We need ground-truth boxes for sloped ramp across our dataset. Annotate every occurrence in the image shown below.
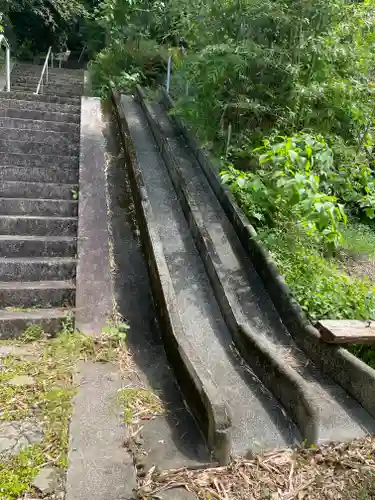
[113,90,375,463]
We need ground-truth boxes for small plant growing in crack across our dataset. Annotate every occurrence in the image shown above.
[101,319,129,345]
[71,187,79,200]
[117,387,165,427]
[20,324,45,343]
[60,312,75,335]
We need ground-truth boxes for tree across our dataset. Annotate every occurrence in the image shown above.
[1,0,87,27]
[1,0,89,57]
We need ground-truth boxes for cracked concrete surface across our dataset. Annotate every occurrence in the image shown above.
[0,420,43,456]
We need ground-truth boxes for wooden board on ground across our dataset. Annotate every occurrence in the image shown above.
[315,320,375,344]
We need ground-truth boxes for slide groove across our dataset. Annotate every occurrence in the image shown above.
[112,90,232,464]
[158,87,375,422]
[136,85,375,444]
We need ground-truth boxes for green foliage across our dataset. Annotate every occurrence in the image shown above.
[101,319,129,345]
[89,39,167,95]
[221,133,347,248]
[260,228,375,322]
[169,0,375,181]
[87,0,172,93]
[2,0,87,26]
[0,446,44,500]
[1,0,92,65]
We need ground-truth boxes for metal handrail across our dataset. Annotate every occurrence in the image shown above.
[0,34,11,92]
[35,46,53,95]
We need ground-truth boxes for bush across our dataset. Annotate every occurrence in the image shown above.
[221,133,347,248]
[89,39,167,96]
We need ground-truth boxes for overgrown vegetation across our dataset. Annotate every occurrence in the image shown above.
[0,0,93,61]
[0,330,89,499]
[0,317,129,500]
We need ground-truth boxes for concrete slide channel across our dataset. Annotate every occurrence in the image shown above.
[112,89,375,465]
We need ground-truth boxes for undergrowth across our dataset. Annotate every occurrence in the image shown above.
[0,317,129,500]
[259,227,375,323]
[89,39,168,97]
[0,331,89,500]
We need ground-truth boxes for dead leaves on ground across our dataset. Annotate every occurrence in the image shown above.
[137,437,375,499]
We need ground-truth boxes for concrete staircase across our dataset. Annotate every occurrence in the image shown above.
[0,63,83,337]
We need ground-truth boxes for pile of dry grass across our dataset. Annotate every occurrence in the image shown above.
[137,437,375,499]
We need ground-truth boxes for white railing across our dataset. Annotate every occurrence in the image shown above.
[35,46,53,95]
[78,44,87,63]
[0,34,11,92]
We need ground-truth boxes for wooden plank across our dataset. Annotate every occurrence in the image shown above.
[315,320,375,344]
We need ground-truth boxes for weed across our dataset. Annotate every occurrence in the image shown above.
[0,329,92,499]
[60,313,75,336]
[101,319,129,345]
[117,387,164,425]
[71,187,79,200]
[0,446,44,500]
[0,314,130,498]
[5,306,40,312]
[20,324,45,343]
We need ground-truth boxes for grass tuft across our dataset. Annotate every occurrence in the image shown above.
[118,387,164,425]
[259,227,375,324]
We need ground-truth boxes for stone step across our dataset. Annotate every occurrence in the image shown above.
[0,235,76,257]
[0,138,78,156]
[0,198,78,217]
[11,90,83,99]
[11,77,83,86]
[0,152,78,169]
[8,87,37,95]
[0,215,77,236]
[12,77,83,87]
[0,127,79,145]
[0,308,70,339]
[0,165,78,184]
[0,107,80,124]
[0,98,80,115]
[0,116,80,133]
[12,67,84,78]
[0,181,77,200]
[0,257,76,282]
[0,91,81,105]
[10,86,83,97]
[12,71,83,79]
[0,280,75,308]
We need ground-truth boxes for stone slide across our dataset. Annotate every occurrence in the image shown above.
[114,90,375,463]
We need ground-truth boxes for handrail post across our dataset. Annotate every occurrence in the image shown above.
[0,35,11,92]
[166,55,172,93]
[35,46,52,94]
[6,45,10,92]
